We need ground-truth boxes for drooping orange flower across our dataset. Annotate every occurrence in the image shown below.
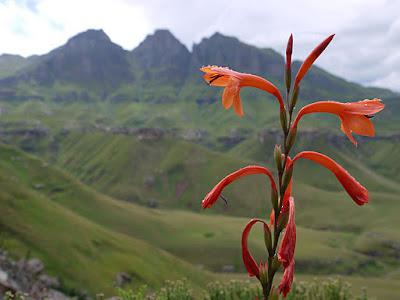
[279,260,295,298]
[292,99,384,145]
[294,34,335,88]
[241,219,270,278]
[278,197,296,268]
[293,151,368,205]
[200,66,285,116]
[201,165,277,209]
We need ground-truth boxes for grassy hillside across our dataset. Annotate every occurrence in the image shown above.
[1,142,400,299]
[0,143,213,295]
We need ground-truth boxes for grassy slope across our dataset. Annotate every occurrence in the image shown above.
[4,132,400,270]
[0,86,398,137]
[0,147,396,298]
[1,142,400,298]
[0,144,212,295]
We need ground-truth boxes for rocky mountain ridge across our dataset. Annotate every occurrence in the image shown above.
[0,29,395,101]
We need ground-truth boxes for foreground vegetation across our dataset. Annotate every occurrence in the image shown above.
[110,278,368,300]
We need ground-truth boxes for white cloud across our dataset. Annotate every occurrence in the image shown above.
[0,0,399,91]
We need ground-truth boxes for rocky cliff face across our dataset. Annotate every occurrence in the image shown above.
[0,29,134,89]
[190,32,284,81]
[131,29,191,85]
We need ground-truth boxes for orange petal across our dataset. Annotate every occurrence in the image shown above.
[342,114,375,137]
[233,92,244,117]
[201,65,285,111]
[242,219,269,278]
[340,116,358,146]
[279,260,295,297]
[294,34,335,87]
[278,197,296,268]
[293,151,368,205]
[203,73,229,86]
[201,165,277,209]
[343,98,384,115]
[222,86,235,109]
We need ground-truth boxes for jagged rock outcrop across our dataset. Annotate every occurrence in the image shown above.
[0,251,69,300]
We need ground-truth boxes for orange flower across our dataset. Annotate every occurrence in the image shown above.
[200,65,284,116]
[294,34,335,88]
[292,99,384,145]
[279,260,295,298]
[293,151,368,205]
[278,197,296,268]
[241,219,270,279]
[201,165,277,209]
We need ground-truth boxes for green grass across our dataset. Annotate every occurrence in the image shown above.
[0,144,213,296]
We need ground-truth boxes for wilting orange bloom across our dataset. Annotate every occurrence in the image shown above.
[292,99,384,145]
[278,197,296,268]
[279,260,295,298]
[241,219,270,278]
[294,34,335,88]
[293,151,368,205]
[200,65,285,116]
[202,165,277,209]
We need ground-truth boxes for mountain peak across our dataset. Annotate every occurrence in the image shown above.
[132,29,190,83]
[19,28,133,88]
[134,29,188,52]
[67,29,111,44]
[152,29,177,40]
[207,32,239,43]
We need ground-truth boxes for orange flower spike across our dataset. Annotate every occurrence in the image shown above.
[201,165,277,209]
[294,34,334,89]
[293,151,368,205]
[200,66,285,116]
[292,99,384,145]
[241,219,270,279]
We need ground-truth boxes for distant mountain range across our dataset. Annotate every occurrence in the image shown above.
[0,29,396,102]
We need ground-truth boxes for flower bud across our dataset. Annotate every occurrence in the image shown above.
[280,109,288,134]
[264,223,273,256]
[271,255,282,275]
[285,127,297,152]
[271,187,279,213]
[285,34,293,93]
[259,263,268,287]
[289,87,299,114]
[278,211,289,232]
[274,145,283,174]
[281,163,293,194]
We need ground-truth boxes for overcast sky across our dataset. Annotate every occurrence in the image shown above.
[0,0,399,91]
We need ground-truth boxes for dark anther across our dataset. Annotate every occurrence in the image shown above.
[220,194,229,206]
[209,74,223,85]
